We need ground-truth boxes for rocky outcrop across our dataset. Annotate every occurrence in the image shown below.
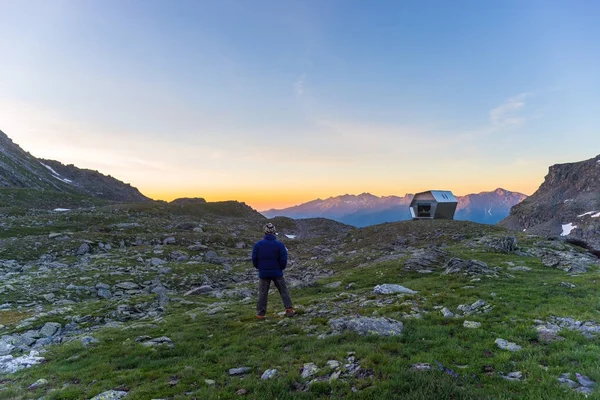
[500,155,600,254]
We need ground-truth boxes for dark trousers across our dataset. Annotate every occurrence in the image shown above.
[257,276,293,316]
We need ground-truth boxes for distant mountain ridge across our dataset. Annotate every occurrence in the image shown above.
[500,154,600,253]
[0,129,151,203]
[262,189,527,227]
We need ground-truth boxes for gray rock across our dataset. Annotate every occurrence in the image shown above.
[329,317,403,336]
[89,390,128,400]
[163,237,176,245]
[28,378,48,389]
[441,307,454,318]
[326,360,340,369]
[188,244,208,251]
[229,367,251,376]
[0,341,15,356]
[96,283,110,290]
[115,282,139,290]
[484,236,517,253]
[150,258,166,266]
[373,284,417,295]
[576,373,596,388]
[507,266,532,272]
[169,251,189,262]
[301,363,319,379]
[559,282,576,289]
[0,350,45,374]
[325,281,342,289]
[404,248,449,272]
[141,337,174,348]
[81,336,99,347]
[39,322,61,338]
[185,285,214,296]
[495,338,522,351]
[204,379,216,386]
[444,258,498,276]
[97,288,112,299]
[501,371,523,381]
[463,321,481,329]
[411,363,433,371]
[261,369,278,380]
[76,243,90,256]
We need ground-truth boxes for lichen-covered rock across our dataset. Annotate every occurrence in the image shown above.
[443,258,499,276]
[373,284,417,295]
[89,390,128,400]
[329,317,403,337]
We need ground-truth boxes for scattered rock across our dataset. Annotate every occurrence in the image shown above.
[261,369,278,380]
[325,281,342,289]
[326,360,340,369]
[39,322,61,337]
[236,389,248,396]
[141,337,174,348]
[463,321,481,329]
[482,236,518,253]
[500,371,523,381]
[495,338,522,352]
[76,243,91,256]
[444,258,499,276]
[204,379,216,386]
[163,237,176,245]
[28,378,48,389]
[559,282,576,289]
[229,367,251,376]
[329,317,403,336]
[301,363,319,379]
[507,266,531,272]
[404,248,449,272]
[0,351,45,374]
[373,284,417,295]
[411,363,433,371]
[89,390,128,400]
[115,282,139,290]
[440,307,454,318]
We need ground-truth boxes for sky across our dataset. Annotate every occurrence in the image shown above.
[1,0,599,210]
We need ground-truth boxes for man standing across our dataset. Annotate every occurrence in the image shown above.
[252,223,295,320]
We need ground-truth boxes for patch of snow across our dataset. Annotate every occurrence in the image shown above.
[40,162,73,184]
[53,208,71,212]
[285,234,297,239]
[561,223,577,236]
[577,211,597,218]
[564,199,573,203]
[592,212,600,218]
[522,229,526,232]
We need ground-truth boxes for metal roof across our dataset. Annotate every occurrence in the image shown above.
[410,190,457,205]
[430,190,457,203]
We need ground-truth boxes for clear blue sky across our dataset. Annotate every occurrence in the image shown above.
[1,0,599,208]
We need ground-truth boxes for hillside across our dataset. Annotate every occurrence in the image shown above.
[0,199,598,399]
[500,155,600,253]
[263,189,527,227]
[0,129,151,204]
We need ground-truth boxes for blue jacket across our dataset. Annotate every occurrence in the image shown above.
[252,234,288,278]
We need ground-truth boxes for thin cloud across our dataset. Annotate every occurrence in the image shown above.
[489,92,532,126]
[294,74,306,96]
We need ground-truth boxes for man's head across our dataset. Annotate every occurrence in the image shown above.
[264,223,277,235]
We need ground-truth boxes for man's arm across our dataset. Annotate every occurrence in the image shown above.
[279,243,288,270]
[252,243,259,269]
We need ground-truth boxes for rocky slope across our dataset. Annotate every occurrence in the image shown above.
[0,129,151,203]
[263,189,527,227]
[500,155,600,253]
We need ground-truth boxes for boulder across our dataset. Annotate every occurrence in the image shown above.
[329,317,403,337]
[443,258,498,276]
[373,284,417,295]
[39,322,61,337]
[89,390,129,400]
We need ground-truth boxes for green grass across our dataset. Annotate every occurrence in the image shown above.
[1,211,599,399]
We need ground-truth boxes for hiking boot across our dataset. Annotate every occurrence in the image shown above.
[285,308,296,317]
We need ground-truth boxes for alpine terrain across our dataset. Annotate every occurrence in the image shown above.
[0,135,598,399]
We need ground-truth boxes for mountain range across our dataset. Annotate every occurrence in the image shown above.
[262,188,528,227]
